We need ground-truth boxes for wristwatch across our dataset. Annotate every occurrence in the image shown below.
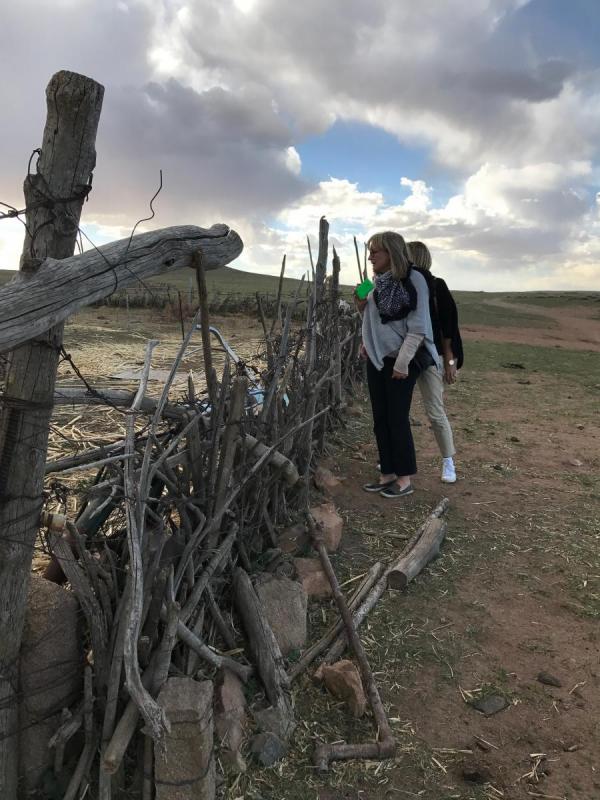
[447,359,455,366]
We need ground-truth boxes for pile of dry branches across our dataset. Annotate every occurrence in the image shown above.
[38,222,363,797]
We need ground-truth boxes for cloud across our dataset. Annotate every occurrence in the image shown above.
[249,162,598,290]
[91,78,311,226]
[0,0,598,290]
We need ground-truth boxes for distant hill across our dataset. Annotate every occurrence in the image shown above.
[0,265,332,295]
[1,265,598,318]
[150,265,322,296]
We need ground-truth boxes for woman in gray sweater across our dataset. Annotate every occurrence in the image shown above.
[357,231,439,498]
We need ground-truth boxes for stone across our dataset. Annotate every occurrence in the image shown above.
[314,660,367,717]
[314,466,342,492]
[250,731,287,766]
[568,458,583,467]
[255,574,307,655]
[254,706,296,742]
[471,694,508,717]
[155,678,215,800]
[214,669,247,773]
[537,671,562,688]
[462,764,491,784]
[293,558,332,597]
[309,501,343,552]
[278,522,308,555]
[19,575,82,792]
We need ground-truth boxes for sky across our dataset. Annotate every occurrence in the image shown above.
[1,0,599,291]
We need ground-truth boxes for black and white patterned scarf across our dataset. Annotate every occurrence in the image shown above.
[373,266,417,324]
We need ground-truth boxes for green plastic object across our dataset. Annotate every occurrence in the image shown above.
[355,278,374,299]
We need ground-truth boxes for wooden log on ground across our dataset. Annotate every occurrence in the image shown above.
[387,517,447,590]
[322,498,450,664]
[0,224,243,353]
[288,561,384,683]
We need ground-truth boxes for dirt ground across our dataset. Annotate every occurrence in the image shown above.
[43,300,600,799]
[232,300,600,800]
[462,299,600,351]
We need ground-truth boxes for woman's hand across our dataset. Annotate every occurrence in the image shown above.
[392,370,408,380]
[353,291,368,313]
[443,359,457,384]
[359,342,367,360]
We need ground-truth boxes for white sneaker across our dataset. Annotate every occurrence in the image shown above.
[441,457,456,483]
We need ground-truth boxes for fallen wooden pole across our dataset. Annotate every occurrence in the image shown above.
[322,498,450,665]
[387,517,447,590]
[288,561,384,683]
[308,516,395,771]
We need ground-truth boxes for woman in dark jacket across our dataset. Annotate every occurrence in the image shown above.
[408,241,463,484]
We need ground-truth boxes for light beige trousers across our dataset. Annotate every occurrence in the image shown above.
[417,365,456,458]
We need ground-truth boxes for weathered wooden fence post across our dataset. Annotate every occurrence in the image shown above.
[314,215,329,305]
[0,70,103,798]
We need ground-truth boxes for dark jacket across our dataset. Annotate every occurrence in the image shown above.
[414,269,464,369]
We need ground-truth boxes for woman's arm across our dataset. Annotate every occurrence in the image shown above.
[440,336,457,383]
[435,278,458,383]
[392,272,427,378]
[392,333,423,378]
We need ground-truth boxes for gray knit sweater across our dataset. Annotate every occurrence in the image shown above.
[361,269,440,370]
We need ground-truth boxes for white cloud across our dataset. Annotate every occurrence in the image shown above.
[278,178,383,232]
[246,162,599,290]
[284,146,302,176]
[0,0,599,289]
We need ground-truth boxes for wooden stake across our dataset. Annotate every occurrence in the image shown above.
[308,517,395,770]
[0,71,103,799]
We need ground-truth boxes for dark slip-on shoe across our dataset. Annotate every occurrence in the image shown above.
[362,479,396,493]
[380,483,414,499]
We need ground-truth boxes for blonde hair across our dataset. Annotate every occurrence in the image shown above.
[408,241,432,272]
[367,231,412,281]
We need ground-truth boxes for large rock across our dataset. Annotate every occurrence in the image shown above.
[19,575,82,792]
[310,501,343,552]
[278,522,308,555]
[293,558,332,598]
[314,660,367,717]
[155,678,215,800]
[214,669,247,774]
[314,466,343,493]
[255,574,307,656]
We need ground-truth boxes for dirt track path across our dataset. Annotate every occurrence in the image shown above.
[464,299,600,351]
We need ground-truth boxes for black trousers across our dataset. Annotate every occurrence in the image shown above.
[366,356,419,477]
